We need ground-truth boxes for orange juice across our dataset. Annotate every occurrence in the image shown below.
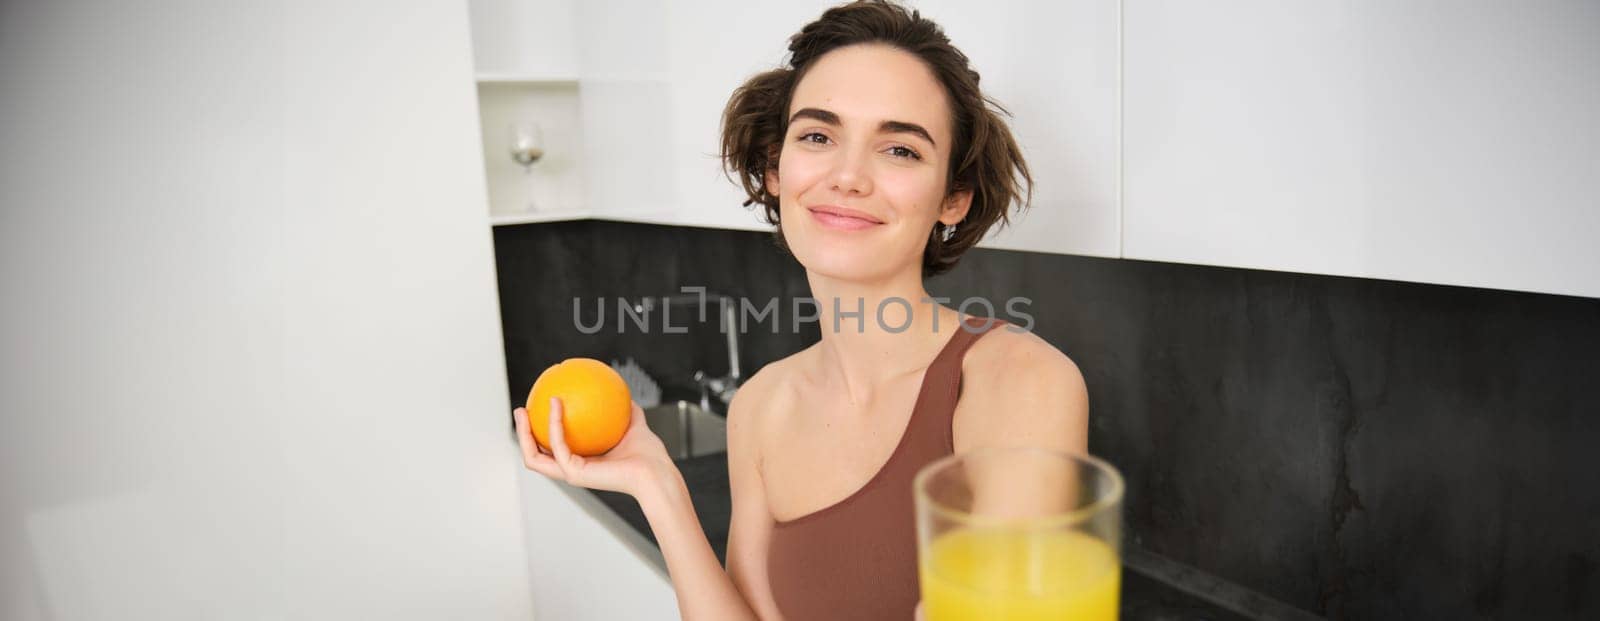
[920,528,1119,621]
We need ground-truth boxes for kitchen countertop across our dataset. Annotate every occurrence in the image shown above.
[567,452,1320,620]
[588,452,732,563]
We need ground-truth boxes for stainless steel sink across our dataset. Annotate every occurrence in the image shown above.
[643,400,727,460]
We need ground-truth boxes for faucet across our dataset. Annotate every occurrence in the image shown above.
[694,296,742,412]
[632,293,743,415]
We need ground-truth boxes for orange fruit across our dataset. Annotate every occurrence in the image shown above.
[526,358,632,456]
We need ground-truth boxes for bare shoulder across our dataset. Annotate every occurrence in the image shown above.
[955,325,1090,452]
[964,324,1083,385]
[725,349,808,448]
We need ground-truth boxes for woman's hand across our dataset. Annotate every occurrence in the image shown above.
[519,397,761,621]
[513,397,675,498]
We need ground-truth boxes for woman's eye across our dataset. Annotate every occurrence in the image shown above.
[888,146,922,160]
[795,133,920,161]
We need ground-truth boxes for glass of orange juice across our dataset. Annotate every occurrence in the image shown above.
[915,448,1124,621]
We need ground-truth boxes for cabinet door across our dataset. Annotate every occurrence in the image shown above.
[469,0,579,78]
[1123,0,1600,298]
[575,0,811,225]
[574,0,677,219]
[916,0,1122,258]
[657,1,837,231]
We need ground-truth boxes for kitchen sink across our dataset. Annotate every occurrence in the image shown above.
[643,400,727,460]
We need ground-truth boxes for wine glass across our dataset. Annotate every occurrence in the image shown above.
[508,122,545,211]
[508,122,545,173]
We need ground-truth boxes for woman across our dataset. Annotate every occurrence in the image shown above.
[513,2,1089,619]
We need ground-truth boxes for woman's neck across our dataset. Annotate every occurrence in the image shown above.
[803,268,964,405]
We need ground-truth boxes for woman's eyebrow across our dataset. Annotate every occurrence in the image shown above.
[789,107,938,148]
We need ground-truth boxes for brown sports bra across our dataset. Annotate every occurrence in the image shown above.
[765,316,1006,620]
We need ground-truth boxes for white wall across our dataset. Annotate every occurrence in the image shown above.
[1123,0,1600,298]
[1,1,536,618]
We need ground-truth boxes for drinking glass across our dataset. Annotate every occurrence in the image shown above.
[508,122,545,211]
[915,447,1124,621]
[508,122,545,173]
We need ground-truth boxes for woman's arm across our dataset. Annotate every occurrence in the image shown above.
[950,330,1091,519]
[636,375,784,620]
[723,375,785,620]
[952,329,1090,454]
[514,399,760,621]
[634,461,762,621]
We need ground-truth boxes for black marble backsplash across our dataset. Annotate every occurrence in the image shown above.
[492,219,1600,619]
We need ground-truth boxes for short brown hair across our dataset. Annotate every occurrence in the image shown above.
[720,0,1033,278]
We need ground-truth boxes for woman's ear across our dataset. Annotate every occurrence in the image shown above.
[763,144,781,196]
[938,188,973,226]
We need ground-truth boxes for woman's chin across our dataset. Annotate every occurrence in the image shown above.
[784,225,915,283]
[795,248,899,283]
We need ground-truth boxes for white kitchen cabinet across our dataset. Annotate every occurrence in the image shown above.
[655,1,827,232]
[570,0,1123,256]
[469,0,579,80]
[1122,0,1600,298]
[517,477,679,620]
[570,1,675,222]
[911,0,1122,258]
[572,0,829,229]
[481,1,1598,297]
[469,0,587,222]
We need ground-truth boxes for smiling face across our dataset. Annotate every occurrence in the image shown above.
[766,44,972,284]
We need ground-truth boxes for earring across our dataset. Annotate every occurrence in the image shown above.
[942,222,958,242]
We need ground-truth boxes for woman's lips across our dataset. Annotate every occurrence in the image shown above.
[807,206,883,231]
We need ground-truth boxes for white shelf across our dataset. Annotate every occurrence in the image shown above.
[575,72,670,83]
[488,209,721,228]
[475,73,579,85]
[490,209,591,226]
[593,210,701,227]
[475,72,674,85]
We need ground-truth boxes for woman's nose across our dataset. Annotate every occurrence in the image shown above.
[828,148,873,196]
